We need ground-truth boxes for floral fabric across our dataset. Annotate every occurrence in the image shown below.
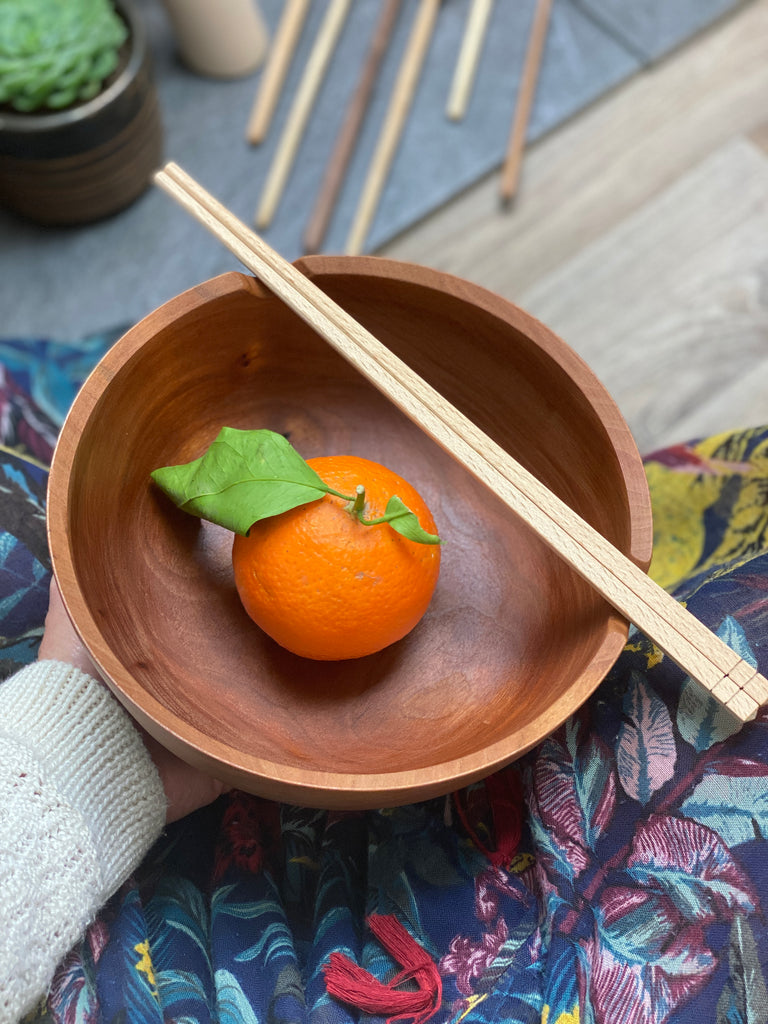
[5,346,768,1024]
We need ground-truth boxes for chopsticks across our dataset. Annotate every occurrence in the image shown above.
[154,161,768,724]
[255,0,351,229]
[246,0,311,145]
[345,0,440,256]
[446,0,494,121]
[500,0,552,203]
[303,0,402,254]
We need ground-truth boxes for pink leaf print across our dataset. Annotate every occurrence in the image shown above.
[47,949,99,1024]
[599,886,681,953]
[627,814,758,922]
[643,443,752,476]
[532,728,617,877]
[583,736,617,840]
[86,918,110,965]
[597,885,691,979]
[525,765,585,882]
[475,867,520,924]
[440,916,509,996]
[712,756,768,778]
[616,672,676,804]
[582,925,716,1024]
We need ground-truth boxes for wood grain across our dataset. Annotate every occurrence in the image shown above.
[519,139,768,453]
[750,119,768,156]
[381,0,768,295]
[380,0,768,454]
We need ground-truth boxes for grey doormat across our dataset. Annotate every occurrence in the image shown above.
[0,0,747,338]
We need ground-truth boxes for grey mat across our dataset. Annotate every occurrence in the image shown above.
[0,0,747,338]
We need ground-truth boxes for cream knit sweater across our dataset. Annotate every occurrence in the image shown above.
[0,660,166,1023]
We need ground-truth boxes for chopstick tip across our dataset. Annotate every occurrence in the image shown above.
[499,189,518,210]
[153,160,181,185]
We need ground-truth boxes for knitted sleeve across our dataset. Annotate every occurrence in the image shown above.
[0,660,167,1023]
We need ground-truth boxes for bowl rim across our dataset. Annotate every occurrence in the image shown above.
[48,257,653,808]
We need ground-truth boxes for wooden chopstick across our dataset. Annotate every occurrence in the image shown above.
[246,0,311,145]
[154,161,768,723]
[446,0,494,121]
[499,0,552,204]
[255,0,352,229]
[344,0,440,256]
[303,0,402,255]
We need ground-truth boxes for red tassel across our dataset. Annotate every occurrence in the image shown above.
[323,913,442,1024]
[484,770,523,867]
[454,769,523,869]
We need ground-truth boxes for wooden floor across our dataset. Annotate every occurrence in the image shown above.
[381,0,768,455]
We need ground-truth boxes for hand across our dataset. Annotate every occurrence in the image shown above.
[39,578,230,823]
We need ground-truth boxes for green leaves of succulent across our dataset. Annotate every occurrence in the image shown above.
[151,427,441,545]
[0,0,128,112]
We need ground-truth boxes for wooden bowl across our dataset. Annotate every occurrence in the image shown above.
[48,258,652,808]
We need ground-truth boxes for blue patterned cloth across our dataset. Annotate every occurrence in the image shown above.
[0,330,122,678]
[4,341,768,1024]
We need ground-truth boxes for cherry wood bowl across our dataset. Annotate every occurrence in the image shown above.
[48,257,652,809]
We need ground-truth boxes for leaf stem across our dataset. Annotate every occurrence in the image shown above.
[359,511,400,527]
[324,485,357,502]
[325,481,370,516]
[352,484,367,514]
[321,481,440,543]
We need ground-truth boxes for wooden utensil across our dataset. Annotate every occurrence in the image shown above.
[155,161,768,723]
[246,0,311,144]
[500,0,552,203]
[446,0,494,121]
[255,0,351,228]
[303,0,402,254]
[344,0,440,256]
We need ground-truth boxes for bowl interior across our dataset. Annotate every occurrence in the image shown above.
[49,258,651,807]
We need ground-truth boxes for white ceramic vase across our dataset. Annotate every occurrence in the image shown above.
[161,0,269,78]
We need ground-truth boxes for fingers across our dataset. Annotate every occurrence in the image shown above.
[40,577,230,823]
[140,730,231,823]
[38,577,102,678]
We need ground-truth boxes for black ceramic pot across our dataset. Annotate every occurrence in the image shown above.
[0,0,163,225]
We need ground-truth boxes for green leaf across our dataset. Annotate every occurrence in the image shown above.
[383,495,442,545]
[151,427,329,536]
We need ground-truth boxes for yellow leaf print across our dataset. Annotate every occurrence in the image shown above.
[542,1003,579,1024]
[509,851,535,874]
[455,993,488,1021]
[289,855,321,869]
[646,429,767,592]
[134,940,159,998]
[624,636,664,670]
[646,459,714,591]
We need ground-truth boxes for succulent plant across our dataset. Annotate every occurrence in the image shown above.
[0,0,128,113]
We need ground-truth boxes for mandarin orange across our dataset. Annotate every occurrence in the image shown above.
[231,455,441,660]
